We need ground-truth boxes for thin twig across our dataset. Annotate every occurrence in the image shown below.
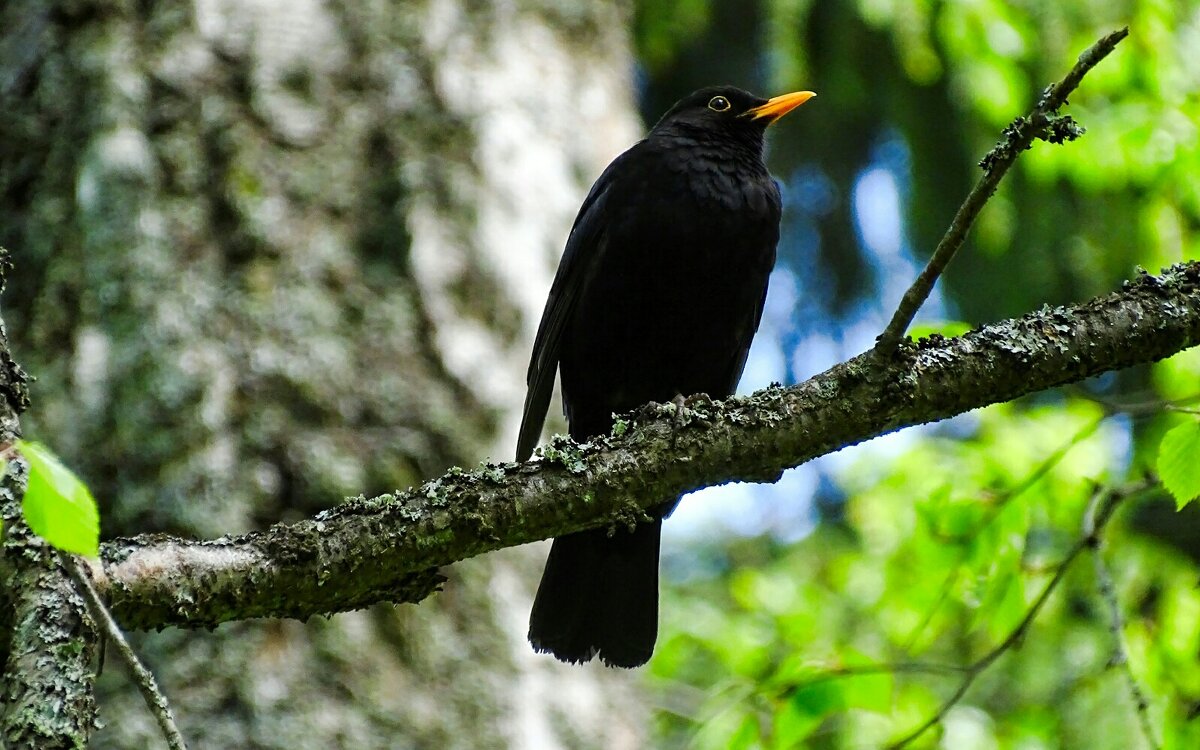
[886,545,1085,748]
[62,554,189,750]
[1071,389,1200,417]
[1165,406,1200,415]
[1084,494,1161,749]
[901,569,959,653]
[886,482,1144,749]
[785,661,969,692]
[875,27,1130,352]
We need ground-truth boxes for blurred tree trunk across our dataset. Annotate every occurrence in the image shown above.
[0,0,646,747]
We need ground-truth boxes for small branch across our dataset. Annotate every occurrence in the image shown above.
[662,662,972,725]
[64,556,188,750]
[887,483,1147,749]
[1073,389,1200,417]
[875,27,1129,351]
[1084,496,1160,750]
[887,543,1087,748]
[785,661,969,692]
[97,262,1200,631]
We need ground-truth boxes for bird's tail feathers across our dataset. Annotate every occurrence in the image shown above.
[528,520,661,668]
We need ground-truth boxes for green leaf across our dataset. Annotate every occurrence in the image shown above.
[908,320,973,341]
[838,653,894,713]
[933,500,985,541]
[772,698,822,749]
[791,678,843,715]
[726,712,759,750]
[1158,421,1200,510]
[17,440,100,556]
[977,569,1027,642]
[773,682,840,748]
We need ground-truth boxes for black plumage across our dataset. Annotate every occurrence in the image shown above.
[517,85,814,667]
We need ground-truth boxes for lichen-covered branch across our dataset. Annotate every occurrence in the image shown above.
[100,262,1200,631]
[875,27,1129,350]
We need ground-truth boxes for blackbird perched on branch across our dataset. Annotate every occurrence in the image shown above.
[517,86,815,667]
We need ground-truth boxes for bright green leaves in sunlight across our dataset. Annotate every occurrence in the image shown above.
[1157,420,1200,510]
[651,400,1158,749]
[774,679,841,748]
[15,439,100,556]
[773,658,894,747]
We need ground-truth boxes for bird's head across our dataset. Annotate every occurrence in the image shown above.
[651,86,815,146]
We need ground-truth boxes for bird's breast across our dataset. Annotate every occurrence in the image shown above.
[661,144,777,216]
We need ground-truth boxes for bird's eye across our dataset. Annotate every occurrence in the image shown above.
[707,96,731,112]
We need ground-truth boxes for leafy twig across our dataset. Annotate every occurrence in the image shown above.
[63,555,188,750]
[886,482,1146,749]
[875,27,1130,352]
[887,548,1083,748]
[1084,493,1160,750]
[1073,389,1200,418]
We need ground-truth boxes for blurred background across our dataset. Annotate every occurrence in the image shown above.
[1,0,1198,748]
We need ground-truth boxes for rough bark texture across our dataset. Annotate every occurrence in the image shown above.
[88,261,1200,629]
[0,497,98,750]
[1,1,646,747]
[0,272,99,748]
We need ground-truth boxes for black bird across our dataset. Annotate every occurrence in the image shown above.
[517,86,815,667]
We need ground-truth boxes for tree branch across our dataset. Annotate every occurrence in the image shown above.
[1085,494,1160,750]
[97,261,1200,631]
[65,555,188,750]
[875,27,1129,351]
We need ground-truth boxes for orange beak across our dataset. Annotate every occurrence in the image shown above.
[745,91,816,123]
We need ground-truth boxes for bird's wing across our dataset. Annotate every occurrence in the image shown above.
[724,185,782,394]
[725,279,772,394]
[516,151,631,461]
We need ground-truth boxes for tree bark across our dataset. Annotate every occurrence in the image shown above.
[1,0,647,747]
[0,302,98,749]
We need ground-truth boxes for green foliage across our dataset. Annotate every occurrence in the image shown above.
[637,0,1200,315]
[17,439,100,557]
[634,0,714,72]
[1158,420,1200,509]
[651,402,1200,748]
[638,2,1200,745]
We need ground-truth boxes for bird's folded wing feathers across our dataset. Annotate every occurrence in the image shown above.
[516,151,635,461]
